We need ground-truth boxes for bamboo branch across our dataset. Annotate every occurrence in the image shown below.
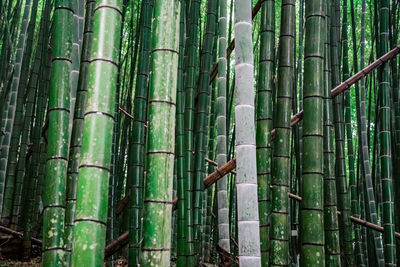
[0,225,42,245]
[119,106,134,120]
[203,158,236,189]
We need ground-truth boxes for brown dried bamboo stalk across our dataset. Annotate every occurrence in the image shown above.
[205,157,236,175]
[203,158,236,189]
[104,231,129,258]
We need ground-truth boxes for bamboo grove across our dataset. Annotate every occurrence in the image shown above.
[0,0,399,266]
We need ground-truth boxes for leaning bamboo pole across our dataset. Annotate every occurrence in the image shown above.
[175,0,186,265]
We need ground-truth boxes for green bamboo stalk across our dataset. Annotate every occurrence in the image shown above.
[107,1,129,257]
[256,0,274,265]
[9,0,40,229]
[204,72,217,262]
[183,0,201,263]
[323,2,341,265]
[16,0,45,227]
[0,0,22,95]
[193,0,217,261]
[31,48,52,232]
[175,1,186,266]
[127,0,154,265]
[216,0,230,257]
[64,0,95,264]
[269,0,294,265]
[330,1,354,265]
[70,0,123,265]
[0,0,32,221]
[340,0,356,263]
[300,0,325,266]
[359,0,383,265]
[349,0,366,265]
[21,0,52,255]
[339,0,384,265]
[203,30,219,262]
[234,0,261,265]
[390,3,400,260]
[140,0,180,265]
[69,0,82,146]
[41,1,75,265]
[378,0,396,265]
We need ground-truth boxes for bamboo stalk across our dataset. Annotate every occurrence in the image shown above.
[70,0,123,265]
[0,225,42,245]
[140,1,180,265]
[233,0,261,264]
